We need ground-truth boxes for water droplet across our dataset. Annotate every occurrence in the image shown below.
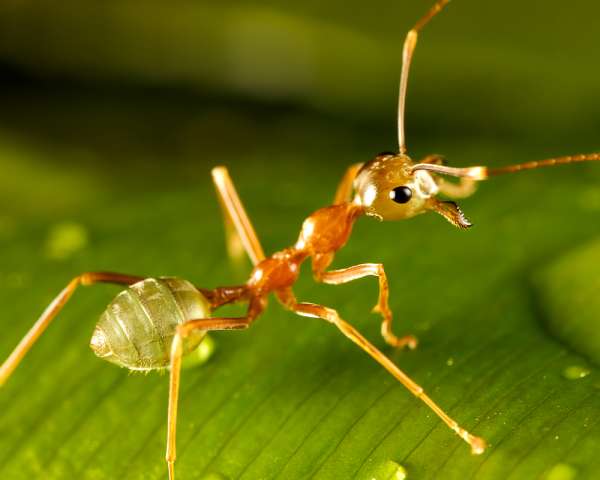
[45,221,88,260]
[362,460,407,480]
[544,463,577,480]
[562,365,591,380]
[393,465,407,480]
[182,335,216,369]
[446,357,454,366]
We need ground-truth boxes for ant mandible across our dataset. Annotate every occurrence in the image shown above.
[1,1,599,479]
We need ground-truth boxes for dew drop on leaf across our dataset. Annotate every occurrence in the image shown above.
[182,335,216,369]
[45,221,89,260]
[394,465,408,480]
[363,459,407,480]
[562,365,591,380]
[544,463,577,480]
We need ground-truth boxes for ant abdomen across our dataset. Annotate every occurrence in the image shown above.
[90,277,210,371]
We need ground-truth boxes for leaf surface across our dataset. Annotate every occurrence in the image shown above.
[0,146,599,480]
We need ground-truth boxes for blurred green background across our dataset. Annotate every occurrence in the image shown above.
[0,1,599,479]
[1,0,599,218]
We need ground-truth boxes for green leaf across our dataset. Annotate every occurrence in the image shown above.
[0,144,599,480]
[2,0,600,475]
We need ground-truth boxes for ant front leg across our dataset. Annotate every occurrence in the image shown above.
[276,289,485,455]
[0,271,144,386]
[166,296,265,480]
[312,254,417,350]
[437,177,478,199]
[212,166,265,266]
[333,163,363,204]
[420,154,478,199]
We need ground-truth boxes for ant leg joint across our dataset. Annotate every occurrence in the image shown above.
[406,29,418,48]
[79,273,94,285]
[175,324,186,337]
[325,307,341,325]
[171,331,184,356]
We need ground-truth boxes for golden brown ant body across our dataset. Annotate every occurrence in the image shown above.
[2,1,598,478]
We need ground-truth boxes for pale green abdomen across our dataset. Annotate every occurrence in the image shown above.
[89,278,211,370]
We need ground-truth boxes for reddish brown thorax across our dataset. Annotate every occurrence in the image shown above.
[246,203,364,297]
[247,249,306,295]
[295,203,364,255]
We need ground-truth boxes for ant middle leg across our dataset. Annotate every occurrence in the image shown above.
[166,296,265,480]
[277,293,485,455]
[312,255,416,349]
[0,271,144,386]
[212,166,265,266]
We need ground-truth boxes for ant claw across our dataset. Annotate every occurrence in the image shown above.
[390,335,418,350]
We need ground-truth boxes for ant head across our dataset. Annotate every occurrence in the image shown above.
[354,152,472,228]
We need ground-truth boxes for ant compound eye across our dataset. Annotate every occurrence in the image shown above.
[389,186,412,204]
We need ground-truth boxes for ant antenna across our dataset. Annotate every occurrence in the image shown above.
[398,0,451,155]
[411,163,487,180]
[411,153,600,179]
[486,153,600,176]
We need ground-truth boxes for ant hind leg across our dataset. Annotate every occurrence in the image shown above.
[283,297,485,455]
[211,166,265,266]
[0,271,144,386]
[165,296,265,480]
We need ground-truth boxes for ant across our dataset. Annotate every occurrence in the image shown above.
[1,1,599,479]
